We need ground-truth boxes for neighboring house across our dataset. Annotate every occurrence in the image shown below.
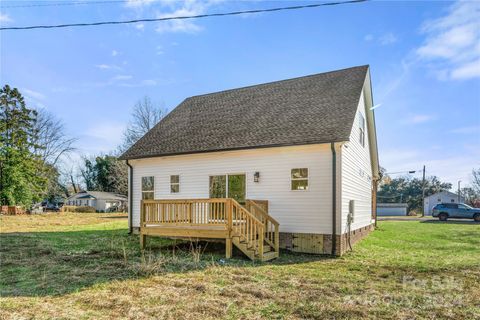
[377,203,408,216]
[66,191,127,212]
[424,191,465,216]
[120,65,380,260]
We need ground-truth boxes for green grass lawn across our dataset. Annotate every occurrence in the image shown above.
[0,213,479,319]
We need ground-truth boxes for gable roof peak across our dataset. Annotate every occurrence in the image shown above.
[120,65,371,160]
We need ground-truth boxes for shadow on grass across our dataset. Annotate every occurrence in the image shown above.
[99,215,128,219]
[420,219,479,225]
[0,229,328,298]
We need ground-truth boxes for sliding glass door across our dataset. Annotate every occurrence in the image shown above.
[209,174,246,204]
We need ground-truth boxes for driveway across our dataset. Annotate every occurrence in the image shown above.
[378,216,479,224]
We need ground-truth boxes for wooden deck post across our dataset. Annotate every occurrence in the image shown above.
[226,237,232,259]
[140,233,146,249]
[258,226,264,259]
[226,199,233,259]
[274,223,280,254]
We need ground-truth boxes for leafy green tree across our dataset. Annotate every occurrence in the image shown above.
[80,157,97,191]
[0,85,47,206]
[93,155,127,195]
[80,155,127,195]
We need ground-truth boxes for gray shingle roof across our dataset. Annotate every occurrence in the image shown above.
[120,65,369,160]
[70,191,127,201]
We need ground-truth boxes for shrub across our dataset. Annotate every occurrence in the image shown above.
[74,206,96,213]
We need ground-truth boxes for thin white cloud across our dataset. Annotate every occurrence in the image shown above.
[363,32,397,45]
[123,0,221,33]
[125,0,157,8]
[21,88,48,109]
[450,125,480,134]
[111,50,119,57]
[156,45,164,55]
[404,114,435,124]
[111,75,133,81]
[379,33,397,45]
[119,79,158,87]
[95,64,122,71]
[451,58,480,79]
[416,1,480,80]
[0,13,12,23]
[156,6,203,33]
[83,122,126,152]
[21,88,46,101]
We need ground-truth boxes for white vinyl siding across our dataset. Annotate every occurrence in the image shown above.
[130,144,334,234]
[340,89,373,233]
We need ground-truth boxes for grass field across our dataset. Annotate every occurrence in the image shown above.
[0,213,479,319]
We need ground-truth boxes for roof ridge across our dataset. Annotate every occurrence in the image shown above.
[119,64,372,160]
[188,65,369,99]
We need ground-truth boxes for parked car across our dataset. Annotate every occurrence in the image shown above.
[432,203,480,221]
[42,203,60,212]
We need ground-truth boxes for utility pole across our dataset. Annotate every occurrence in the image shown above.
[458,180,461,202]
[421,165,426,217]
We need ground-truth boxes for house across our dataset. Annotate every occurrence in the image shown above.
[424,191,465,216]
[377,203,408,216]
[66,191,127,212]
[120,65,380,260]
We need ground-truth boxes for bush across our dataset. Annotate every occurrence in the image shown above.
[74,206,96,213]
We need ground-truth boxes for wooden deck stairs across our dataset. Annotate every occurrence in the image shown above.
[140,198,279,262]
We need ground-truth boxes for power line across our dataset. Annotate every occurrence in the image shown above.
[0,0,368,31]
[1,0,127,9]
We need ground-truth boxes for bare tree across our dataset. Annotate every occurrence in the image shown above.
[33,109,76,166]
[119,96,167,153]
[472,168,480,194]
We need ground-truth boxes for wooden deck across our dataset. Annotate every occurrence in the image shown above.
[140,198,279,261]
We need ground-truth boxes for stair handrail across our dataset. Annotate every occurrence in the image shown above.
[246,200,280,254]
[230,199,265,255]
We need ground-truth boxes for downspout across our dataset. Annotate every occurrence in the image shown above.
[330,142,337,256]
[126,160,133,234]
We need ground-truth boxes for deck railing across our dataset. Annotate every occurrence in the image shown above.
[231,199,264,256]
[140,198,279,257]
[141,198,229,227]
[245,200,279,253]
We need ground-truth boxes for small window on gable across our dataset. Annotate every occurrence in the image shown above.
[359,112,365,147]
[142,176,154,200]
[451,199,455,203]
[291,168,309,191]
[170,175,180,193]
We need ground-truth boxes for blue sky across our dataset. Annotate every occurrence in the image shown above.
[1,0,479,188]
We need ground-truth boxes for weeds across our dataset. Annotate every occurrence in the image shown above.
[1,213,479,319]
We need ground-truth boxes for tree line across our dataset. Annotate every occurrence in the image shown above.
[0,85,166,207]
[377,168,480,212]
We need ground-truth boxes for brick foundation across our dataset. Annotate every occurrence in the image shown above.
[134,224,374,256]
[279,224,374,256]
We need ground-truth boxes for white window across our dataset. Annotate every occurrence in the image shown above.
[170,175,180,193]
[359,112,365,147]
[142,176,154,200]
[291,168,309,191]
